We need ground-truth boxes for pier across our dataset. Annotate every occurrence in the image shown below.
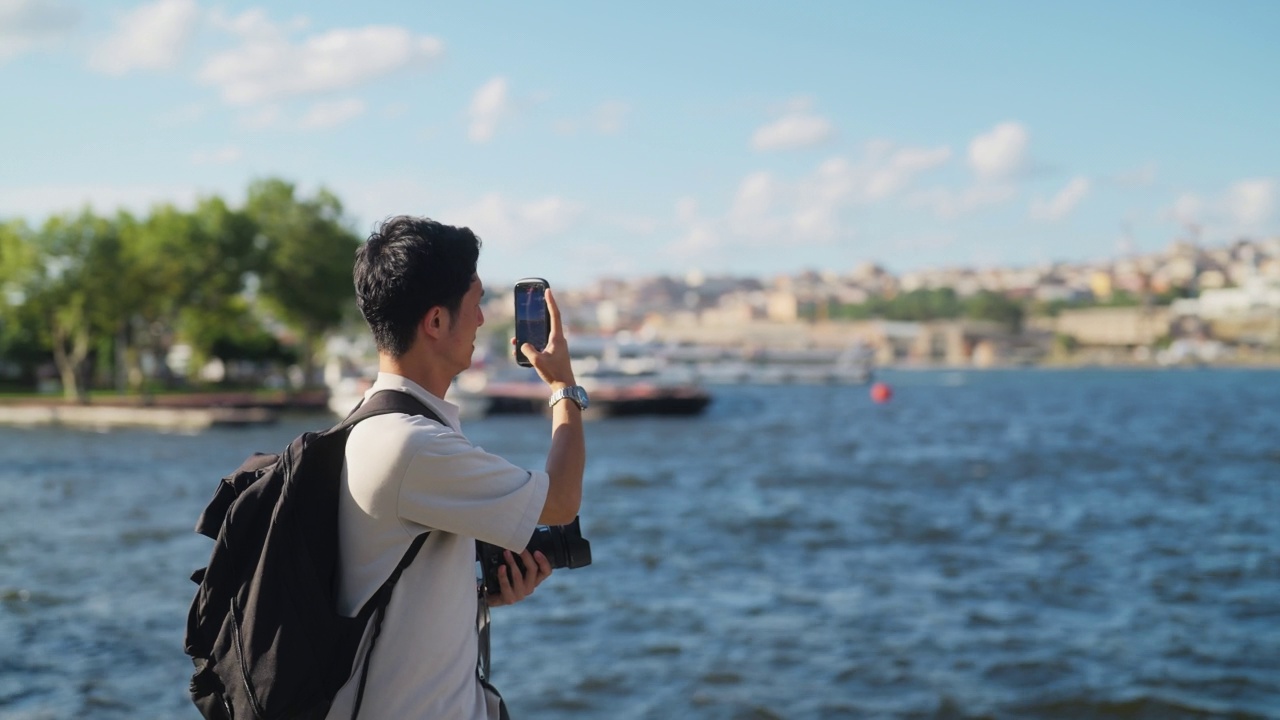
[0,404,278,431]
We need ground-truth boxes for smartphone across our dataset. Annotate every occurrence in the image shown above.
[513,278,550,367]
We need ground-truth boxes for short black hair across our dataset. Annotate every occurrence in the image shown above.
[353,215,482,357]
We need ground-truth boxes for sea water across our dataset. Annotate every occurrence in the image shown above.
[1,369,1278,719]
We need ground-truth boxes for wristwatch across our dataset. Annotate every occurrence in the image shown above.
[549,385,589,410]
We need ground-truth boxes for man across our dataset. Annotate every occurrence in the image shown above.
[325,215,586,719]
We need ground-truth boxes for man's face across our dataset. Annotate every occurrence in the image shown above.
[444,274,485,372]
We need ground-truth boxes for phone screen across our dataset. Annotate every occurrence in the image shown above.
[514,279,549,366]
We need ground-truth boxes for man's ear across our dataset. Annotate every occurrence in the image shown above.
[420,306,447,340]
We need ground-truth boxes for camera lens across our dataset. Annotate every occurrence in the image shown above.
[478,517,592,595]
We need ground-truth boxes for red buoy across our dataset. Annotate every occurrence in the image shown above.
[870,382,893,403]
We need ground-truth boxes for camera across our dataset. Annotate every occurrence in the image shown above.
[478,516,592,595]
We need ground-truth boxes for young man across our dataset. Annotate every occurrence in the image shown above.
[325,215,586,719]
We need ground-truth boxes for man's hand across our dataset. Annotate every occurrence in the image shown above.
[514,288,575,389]
[486,549,553,607]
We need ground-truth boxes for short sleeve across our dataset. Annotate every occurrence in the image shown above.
[395,422,549,552]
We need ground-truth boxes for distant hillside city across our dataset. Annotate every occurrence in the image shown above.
[490,235,1280,368]
[7,183,1276,409]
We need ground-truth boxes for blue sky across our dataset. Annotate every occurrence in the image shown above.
[2,0,1277,287]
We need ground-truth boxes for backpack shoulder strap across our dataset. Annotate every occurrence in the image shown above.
[337,387,442,720]
[339,388,446,430]
[350,530,429,719]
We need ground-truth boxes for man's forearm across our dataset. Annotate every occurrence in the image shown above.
[540,400,584,525]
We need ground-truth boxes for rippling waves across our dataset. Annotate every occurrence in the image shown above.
[1,369,1278,719]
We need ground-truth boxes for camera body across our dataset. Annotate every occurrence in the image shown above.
[478,516,592,596]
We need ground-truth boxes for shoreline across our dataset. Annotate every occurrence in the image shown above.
[0,404,280,431]
[0,390,331,430]
[2,363,1277,430]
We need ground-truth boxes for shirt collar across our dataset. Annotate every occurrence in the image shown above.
[365,372,464,432]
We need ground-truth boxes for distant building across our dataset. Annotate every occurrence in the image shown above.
[1173,277,1280,319]
[1049,306,1171,347]
[1090,271,1113,300]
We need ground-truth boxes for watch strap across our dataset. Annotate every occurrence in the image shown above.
[549,385,587,410]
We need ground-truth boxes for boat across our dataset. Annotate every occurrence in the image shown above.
[468,336,713,418]
[322,336,713,419]
[470,365,712,418]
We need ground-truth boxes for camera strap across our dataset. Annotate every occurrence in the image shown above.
[475,547,511,719]
[475,545,493,682]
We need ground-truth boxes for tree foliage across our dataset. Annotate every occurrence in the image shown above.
[27,210,133,401]
[245,179,361,386]
[0,177,359,399]
[828,288,1026,331]
[0,220,46,386]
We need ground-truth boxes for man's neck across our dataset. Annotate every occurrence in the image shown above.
[379,353,452,400]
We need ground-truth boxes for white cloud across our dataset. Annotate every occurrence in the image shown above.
[329,178,439,230]
[520,196,579,231]
[805,157,858,205]
[606,214,659,236]
[1168,179,1276,232]
[730,172,776,214]
[1225,178,1275,227]
[1114,162,1158,188]
[156,101,207,127]
[88,0,198,75]
[969,121,1029,180]
[1171,192,1202,225]
[199,11,443,105]
[237,104,282,130]
[0,0,79,62]
[896,232,957,252]
[791,203,839,243]
[553,101,631,137]
[751,112,834,151]
[908,183,1018,219]
[1030,176,1091,222]
[592,101,630,135]
[190,144,241,165]
[865,145,953,200]
[680,141,956,253]
[727,171,784,239]
[299,98,366,129]
[670,223,722,259]
[666,197,726,260]
[441,192,583,247]
[789,158,857,241]
[468,77,509,143]
[675,196,699,223]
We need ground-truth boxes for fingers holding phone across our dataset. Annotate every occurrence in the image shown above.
[512,279,574,386]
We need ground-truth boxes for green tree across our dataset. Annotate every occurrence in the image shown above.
[177,197,260,375]
[0,220,47,387]
[28,210,129,401]
[882,288,962,322]
[963,290,1025,332]
[116,198,258,390]
[182,296,298,386]
[245,179,361,388]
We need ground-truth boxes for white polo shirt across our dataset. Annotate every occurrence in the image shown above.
[325,373,549,720]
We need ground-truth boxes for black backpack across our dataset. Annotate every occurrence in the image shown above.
[184,390,442,720]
